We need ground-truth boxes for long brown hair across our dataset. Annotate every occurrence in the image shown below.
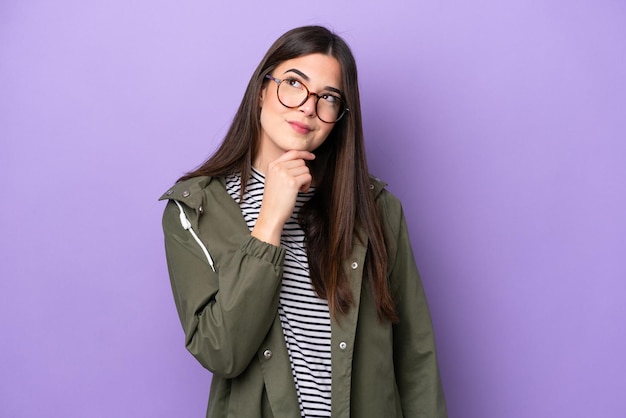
[181,26,397,322]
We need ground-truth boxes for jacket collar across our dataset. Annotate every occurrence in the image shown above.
[369,175,387,200]
[159,176,223,210]
[159,174,387,206]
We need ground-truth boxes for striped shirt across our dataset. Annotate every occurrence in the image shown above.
[225,169,332,418]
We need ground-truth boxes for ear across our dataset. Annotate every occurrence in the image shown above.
[259,85,267,107]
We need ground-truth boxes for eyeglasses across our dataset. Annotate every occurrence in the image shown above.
[265,75,349,123]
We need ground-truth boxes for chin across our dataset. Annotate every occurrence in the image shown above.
[286,136,313,150]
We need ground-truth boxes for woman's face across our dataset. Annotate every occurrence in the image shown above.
[256,53,342,169]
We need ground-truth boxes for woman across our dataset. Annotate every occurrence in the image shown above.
[161,25,447,418]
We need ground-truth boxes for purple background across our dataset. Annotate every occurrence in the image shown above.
[1,1,625,417]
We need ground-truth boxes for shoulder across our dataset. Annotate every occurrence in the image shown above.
[369,174,405,241]
[159,176,226,209]
[370,175,403,217]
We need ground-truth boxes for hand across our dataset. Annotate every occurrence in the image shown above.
[251,150,315,245]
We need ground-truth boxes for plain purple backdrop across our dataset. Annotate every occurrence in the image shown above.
[1,1,625,417]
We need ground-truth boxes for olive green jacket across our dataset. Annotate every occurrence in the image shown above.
[160,175,447,418]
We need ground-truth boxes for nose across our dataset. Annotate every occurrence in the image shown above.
[299,93,318,117]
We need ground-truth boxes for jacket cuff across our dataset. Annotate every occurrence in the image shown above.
[240,235,286,267]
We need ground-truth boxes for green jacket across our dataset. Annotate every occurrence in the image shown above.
[160,175,447,418]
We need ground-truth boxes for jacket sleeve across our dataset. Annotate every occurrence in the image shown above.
[162,200,285,378]
[382,194,448,417]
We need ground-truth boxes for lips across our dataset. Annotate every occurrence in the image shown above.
[288,121,312,134]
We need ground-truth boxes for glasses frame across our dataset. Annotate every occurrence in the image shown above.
[265,74,350,123]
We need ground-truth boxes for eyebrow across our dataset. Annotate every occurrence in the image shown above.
[283,68,343,95]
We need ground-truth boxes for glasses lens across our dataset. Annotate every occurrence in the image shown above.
[317,96,344,123]
[277,80,308,108]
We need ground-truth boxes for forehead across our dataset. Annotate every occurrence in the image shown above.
[275,53,342,89]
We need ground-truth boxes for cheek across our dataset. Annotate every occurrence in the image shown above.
[260,91,283,121]
[259,106,270,132]
[319,124,335,140]
[260,86,281,110]
[310,126,335,149]
[259,104,282,135]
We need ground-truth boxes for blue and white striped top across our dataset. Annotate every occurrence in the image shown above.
[225,168,332,418]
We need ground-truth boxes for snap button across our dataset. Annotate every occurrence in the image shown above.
[182,190,190,198]
[369,184,374,190]
[351,262,358,270]
[339,341,347,350]
[263,349,272,359]
[165,189,173,196]
[198,205,203,214]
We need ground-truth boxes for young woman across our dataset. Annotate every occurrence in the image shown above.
[161,25,447,418]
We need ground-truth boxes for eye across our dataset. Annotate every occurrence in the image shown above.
[284,78,304,89]
[321,94,341,105]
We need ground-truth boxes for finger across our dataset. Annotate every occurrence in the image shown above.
[267,158,310,175]
[287,164,311,175]
[277,150,316,162]
[274,157,308,168]
[296,173,313,193]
